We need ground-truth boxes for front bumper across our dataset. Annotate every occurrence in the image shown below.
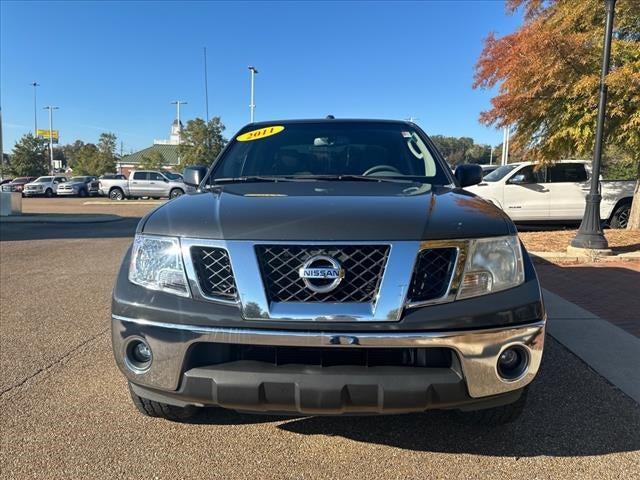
[113,315,545,414]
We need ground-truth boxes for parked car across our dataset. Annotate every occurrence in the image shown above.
[0,178,13,186]
[23,175,68,197]
[481,164,500,176]
[112,119,545,424]
[56,176,100,197]
[2,177,37,196]
[100,173,127,180]
[99,170,187,200]
[466,160,635,228]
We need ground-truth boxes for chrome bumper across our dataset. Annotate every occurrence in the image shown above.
[112,315,545,399]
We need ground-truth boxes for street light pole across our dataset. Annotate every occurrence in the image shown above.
[248,66,258,123]
[31,82,40,134]
[571,0,616,250]
[43,106,59,173]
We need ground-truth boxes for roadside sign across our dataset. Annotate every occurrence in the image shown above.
[37,129,59,143]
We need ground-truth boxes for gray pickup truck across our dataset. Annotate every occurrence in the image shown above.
[99,170,187,200]
[112,119,545,424]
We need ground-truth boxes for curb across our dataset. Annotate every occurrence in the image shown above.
[83,201,164,205]
[530,251,640,264]
[0,214,123,224]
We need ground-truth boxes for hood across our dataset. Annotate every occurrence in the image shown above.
[59,181,84,187]
[141,181,514,241]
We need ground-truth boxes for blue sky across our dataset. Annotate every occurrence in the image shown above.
[1,1,523,153]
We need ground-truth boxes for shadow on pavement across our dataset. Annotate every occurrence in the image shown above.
[0,216,141,241]
[184,339,640,457]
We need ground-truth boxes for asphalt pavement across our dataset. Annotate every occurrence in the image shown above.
[1,198,639,479]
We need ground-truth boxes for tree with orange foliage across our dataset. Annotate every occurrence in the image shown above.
[474,0,640,229]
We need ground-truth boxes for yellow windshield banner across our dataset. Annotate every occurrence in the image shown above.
[236,125,284,142]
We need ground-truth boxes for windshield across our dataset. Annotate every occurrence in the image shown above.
[483,164,519,182]
[70,177,88,182]
[211,122,451,185]
[14,177,30,182]
[34,177,54,183]
[164,172,181,180]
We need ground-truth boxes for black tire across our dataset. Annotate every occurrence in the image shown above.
[170,188,184,199]
[128,383,198,422]
[109,188,124,201]
[45,188,53,198]
[454,388,528,426]
[78,188,88,198]
[609,202,631,229]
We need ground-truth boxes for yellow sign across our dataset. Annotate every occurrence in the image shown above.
[36,129,59,143]
[236,125,284,142]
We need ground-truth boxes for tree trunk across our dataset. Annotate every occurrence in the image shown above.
[628,178,640,230]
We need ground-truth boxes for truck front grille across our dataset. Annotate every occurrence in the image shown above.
[190,246,237,300]
[407,247,457,303]
[187,343,453,369]
[256,245,389,303]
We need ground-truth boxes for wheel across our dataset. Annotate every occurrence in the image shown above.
[454,388,528,426]
[78,188,88,198]
[170,188,184,199]
[109,188,124,201]
[45,188,53,198]
[609,202,631,229]
[128,383,198,422]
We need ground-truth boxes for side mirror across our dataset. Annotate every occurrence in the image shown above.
[454,164,483,188]
[509,174,527,185]
[183,165,208,187]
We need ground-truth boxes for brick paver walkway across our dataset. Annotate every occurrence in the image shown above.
[536,261,640,338]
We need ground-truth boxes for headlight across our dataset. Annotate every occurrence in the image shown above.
[128,234,190,297]
[457,235,524,299]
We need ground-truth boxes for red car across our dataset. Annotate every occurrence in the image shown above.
[1,177,37,196]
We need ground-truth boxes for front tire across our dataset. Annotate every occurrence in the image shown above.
[610,202,631,229]
[78,188,88,198]
[109,188,125,201]
[455,388,528,426]
[128,383,198,422]
[45,188,53,198]
[170,188,184,199]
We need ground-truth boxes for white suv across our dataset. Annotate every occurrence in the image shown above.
[23,175,67,197]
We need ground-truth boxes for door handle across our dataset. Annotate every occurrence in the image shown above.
[150,182,156,184]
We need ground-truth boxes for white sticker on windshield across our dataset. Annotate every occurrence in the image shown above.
[401,131,412,138]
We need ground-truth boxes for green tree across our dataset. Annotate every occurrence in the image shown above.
[95,132,118,175]
[62,140,86,169]
[177,117,227,167]
[72,143,101,175]
[139,150,166,170]
[474,0,640,228]
[9,133,49,176]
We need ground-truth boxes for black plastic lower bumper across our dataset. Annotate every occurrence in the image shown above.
[130,361,525,414]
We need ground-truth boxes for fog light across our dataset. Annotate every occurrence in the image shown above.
[497,346,528,380]
[132,341,152,363]
[126,339,152,372]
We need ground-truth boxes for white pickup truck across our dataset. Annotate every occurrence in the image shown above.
[466,160,635,228]
[99,170,188,200]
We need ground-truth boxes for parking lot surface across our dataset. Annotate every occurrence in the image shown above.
[1,199,639,479]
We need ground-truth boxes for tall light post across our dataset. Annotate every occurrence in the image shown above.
[571,0,616,250]
[43,106,59,173]
[248,66,258,123]
[31,81,40,134]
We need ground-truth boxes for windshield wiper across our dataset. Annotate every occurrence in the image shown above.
[211,176,300,184]
[280,174,417,184]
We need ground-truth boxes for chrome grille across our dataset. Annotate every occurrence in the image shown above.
[407,248,457,303]
[256,245,390,303]
[190,246,237,300]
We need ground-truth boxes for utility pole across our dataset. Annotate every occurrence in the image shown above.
[43,106,59,173]
[489,145,493,165]
[571,0,616,250]
[31,81,40,134]
[248,66,258,123]
[203,47,210,122]
[0,107,4,179]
